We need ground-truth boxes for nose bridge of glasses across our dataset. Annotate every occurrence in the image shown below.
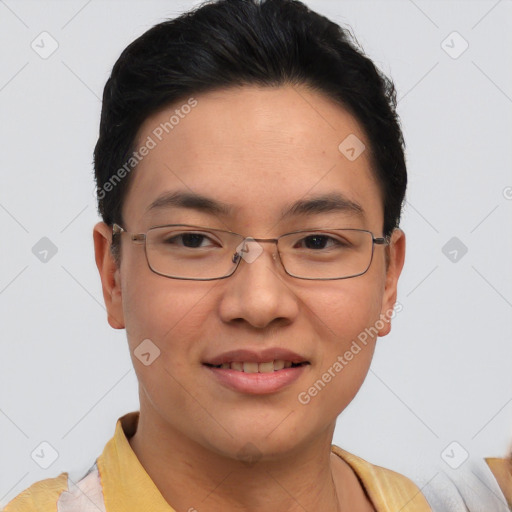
[232,236,279,266]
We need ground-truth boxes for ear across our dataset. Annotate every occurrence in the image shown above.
[93,222,125,329]
[378,228,406,337]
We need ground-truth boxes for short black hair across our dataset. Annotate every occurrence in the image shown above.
[94,0,407,265]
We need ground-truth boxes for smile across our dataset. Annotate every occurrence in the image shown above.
[204,360,310,372]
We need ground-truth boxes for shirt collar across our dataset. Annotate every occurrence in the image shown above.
[97,411,174,512]
[97,411,431,512]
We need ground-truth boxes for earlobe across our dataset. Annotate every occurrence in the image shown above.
[377,228,406,337]
[93,222,125,330]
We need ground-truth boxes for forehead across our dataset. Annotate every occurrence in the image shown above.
[123,85,383,231]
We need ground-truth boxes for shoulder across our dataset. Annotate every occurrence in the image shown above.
[331,445,432,511]
[3,463,106,512]
[2,473,69,512]
[485,457,512,508]
[332,445,422,490]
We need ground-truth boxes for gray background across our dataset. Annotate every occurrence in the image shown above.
[1,0,511,506]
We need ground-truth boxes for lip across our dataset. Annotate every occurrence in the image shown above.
[202,348,309,366]
[204,364,308,394]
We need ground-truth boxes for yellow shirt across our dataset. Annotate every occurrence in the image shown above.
[486,457,512,509]
[4,411,432,511]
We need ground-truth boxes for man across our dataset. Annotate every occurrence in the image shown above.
[4,0,474,510]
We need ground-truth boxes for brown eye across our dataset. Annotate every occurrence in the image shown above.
[166,233,208,248]
[295,235,348,250]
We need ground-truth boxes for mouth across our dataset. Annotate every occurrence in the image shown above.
[203,360,310,372]
[202,349,311,394]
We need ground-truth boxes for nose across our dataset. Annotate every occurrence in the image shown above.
[218,238,300,330]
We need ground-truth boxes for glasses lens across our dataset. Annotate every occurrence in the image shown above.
[145,226,240,279]
[144,226,375,280]
[278,229,373,279]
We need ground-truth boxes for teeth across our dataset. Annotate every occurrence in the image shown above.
[258,361,274,373]
[273,359,285,370]
[243,362,259,373]
[213,360,304,372]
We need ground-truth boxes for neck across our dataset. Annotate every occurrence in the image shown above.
[128,405,373,511]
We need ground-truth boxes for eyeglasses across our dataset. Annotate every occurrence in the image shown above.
[112,223,389,281]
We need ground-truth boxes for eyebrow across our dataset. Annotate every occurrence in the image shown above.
[280,192,365,220]
[145,191,365,220]
[145,191,234,217]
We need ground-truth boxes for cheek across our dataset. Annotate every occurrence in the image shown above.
[120,268,212,355]
[121,276,213,410]
[307,277,384,347]
[297,280,383,417]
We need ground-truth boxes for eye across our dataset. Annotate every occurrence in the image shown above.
[295,234,349,250]
[162,231,220,249]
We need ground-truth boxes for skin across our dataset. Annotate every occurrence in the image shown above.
[93,84,406,511]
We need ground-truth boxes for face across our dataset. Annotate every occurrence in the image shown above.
[94,84,405,461]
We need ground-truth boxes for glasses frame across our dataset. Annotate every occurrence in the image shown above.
[112,223,390,281]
